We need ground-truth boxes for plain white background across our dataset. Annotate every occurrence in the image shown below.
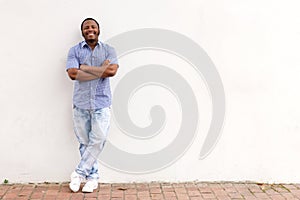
[0,0,300,183]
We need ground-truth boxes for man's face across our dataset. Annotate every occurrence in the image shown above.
[81,20,100,43]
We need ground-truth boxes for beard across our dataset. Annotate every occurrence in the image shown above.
[86,38,97,43]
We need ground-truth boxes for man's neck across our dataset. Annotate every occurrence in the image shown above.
[86,40,98,50]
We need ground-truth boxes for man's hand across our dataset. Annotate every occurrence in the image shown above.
[101,59,110,68]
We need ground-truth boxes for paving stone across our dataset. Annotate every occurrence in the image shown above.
[1,182,300,199]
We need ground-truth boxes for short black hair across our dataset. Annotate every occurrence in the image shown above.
[81,18,99,31]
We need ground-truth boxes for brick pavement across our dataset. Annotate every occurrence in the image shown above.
[1,182,300,200]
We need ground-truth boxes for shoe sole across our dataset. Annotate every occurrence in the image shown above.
[82,185,98,193]
[69,183,80,192]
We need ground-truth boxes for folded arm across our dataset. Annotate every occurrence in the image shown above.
[80,60,119,78]
[67,68,99,81]
[67,60,118,81]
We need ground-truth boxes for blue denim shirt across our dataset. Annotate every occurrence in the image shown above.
[66,41,118,110]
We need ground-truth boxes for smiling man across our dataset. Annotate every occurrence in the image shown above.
[66,18,118,193]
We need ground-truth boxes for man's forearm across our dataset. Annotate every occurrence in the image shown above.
[80,65,106,78]
[67,68,98,81]
[80,64,117,78]
[76,70,99,81]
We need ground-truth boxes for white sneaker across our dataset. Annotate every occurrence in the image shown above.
[82,179,98,193]
[69,171,85,192]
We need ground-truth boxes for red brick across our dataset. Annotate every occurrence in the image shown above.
[149,183,161,188]
[201,192,216,199]
[43,194,58,199]
[97,194,110,200]
[125,188,137,194]
[124,194,137,200]
[163,191,176,197]
[111,198,124,200]
[137,191,150,197]
[70,192,84,200]
[84,192,98,198]
[187,190,201,196]
[198,187,212,193]
[175,188,187,194]
[30,192,45,199]
[150,188,161,194]
[151,193,164,199]
[243,195,258,200]
[99,188,110,194]
[190,197,204,200]
[228,192,244,199]
[111,190,124,198]
[253,192,270,198]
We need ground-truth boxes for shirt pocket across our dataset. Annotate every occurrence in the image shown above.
[78,51,91,65]
[79,55,89,65]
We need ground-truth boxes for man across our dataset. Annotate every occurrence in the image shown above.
[66,18,118,193]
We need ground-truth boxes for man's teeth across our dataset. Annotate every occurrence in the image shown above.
[88,33,94,36]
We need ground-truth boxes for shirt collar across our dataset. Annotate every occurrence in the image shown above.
[80,40,101,48]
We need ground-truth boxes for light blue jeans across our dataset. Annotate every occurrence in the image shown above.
[73,106,111,180]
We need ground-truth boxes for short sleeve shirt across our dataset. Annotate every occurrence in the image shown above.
[66,41,118,110]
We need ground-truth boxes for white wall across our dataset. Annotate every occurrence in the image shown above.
[1,0,300,183]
